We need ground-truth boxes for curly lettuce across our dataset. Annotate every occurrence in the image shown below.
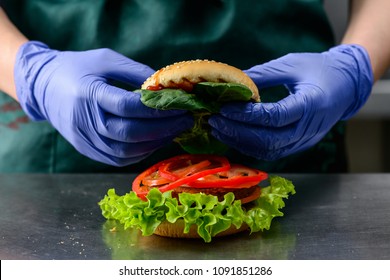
[137,82,254,154]
[99,175,295,243]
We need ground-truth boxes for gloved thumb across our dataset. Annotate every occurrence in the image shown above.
[219,92,305,127]
[86,48,155,88]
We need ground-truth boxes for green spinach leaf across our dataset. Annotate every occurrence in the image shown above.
[137,82,254,154]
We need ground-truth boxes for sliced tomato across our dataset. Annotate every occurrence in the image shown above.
[158,154,229,180]
[157,156,230,193]
[132,154,268,200]
[141,171,172,187]
[132,154,230,200]
[146,85,165,91]
[132,159,170,200]
[159,159,211,181]
[188,164,268,188]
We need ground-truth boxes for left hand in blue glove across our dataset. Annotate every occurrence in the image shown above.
[209,44,373,160]
[14,41,193,166]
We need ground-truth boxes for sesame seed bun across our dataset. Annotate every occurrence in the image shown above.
[142,60,260,102]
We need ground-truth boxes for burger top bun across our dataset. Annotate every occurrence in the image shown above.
[141,60,260,102]
[154,219,249,239]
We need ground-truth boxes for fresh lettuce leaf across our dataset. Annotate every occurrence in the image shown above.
[245,176,296,232]
[99,175,295,243]
[137,82,254,155]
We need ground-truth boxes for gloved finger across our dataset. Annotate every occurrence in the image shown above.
[86,48,155,88]
[211,126,306,161]
[82,131,175,160]
[76,141,155,167]
[210,128,285,161]
[209,116,298,151]
[219,93,305,127]
[95,83,189,118]
[72,125,175,166]
[244,54,301,88]
[256,130,328,161]
[210,116,327,161]
[96,113,194,142]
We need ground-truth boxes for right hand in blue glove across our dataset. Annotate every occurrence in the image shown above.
[14,41,193,166]
[209,44,373,160]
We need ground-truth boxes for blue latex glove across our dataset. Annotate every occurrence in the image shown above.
[14,41,193,166]
[209,44,373,160]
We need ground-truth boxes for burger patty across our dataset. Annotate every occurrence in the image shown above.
[171,185,260,203]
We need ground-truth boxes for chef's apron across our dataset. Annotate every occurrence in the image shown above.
[0,0,346,173]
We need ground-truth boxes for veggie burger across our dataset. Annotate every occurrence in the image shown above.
[138,59,260,154]
[99,61,295,242]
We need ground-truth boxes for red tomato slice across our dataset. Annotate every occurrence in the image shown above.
[132,154,268,200]
[188,164,268,188]
[141,171,172,186]
[132,160,170,200]
[132,154,230,200]
[157,158,230,193]
[158,154,229,181]
[159,159,211,181]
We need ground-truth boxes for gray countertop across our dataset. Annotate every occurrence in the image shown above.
[1,173,389,260]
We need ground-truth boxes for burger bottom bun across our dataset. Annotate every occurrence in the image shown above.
[154,219,249,239]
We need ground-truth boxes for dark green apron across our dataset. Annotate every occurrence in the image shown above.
[0,0,346,173]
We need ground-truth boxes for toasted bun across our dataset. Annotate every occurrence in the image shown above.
[154,219,249,239]
[142,60,260,102]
